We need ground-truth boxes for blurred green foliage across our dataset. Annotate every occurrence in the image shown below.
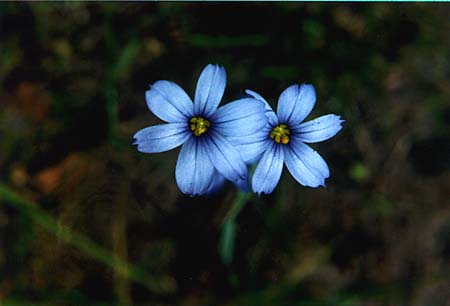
[0,3,449,306]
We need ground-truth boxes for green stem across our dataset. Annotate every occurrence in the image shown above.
[0,183,175,294]
[219,191,252,266]
[223,190,252,223]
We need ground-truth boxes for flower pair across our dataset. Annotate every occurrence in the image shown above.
[133,64,344,196]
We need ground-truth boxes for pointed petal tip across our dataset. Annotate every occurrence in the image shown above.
[306,181,328,189]
[244,89,263,101]
[255,189,273,197]
[296,114,345,143]
[302,83,314,88]
[205,63,225,72]
[181,189,205,197]
[333,114,346,124]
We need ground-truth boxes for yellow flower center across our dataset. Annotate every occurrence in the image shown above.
[190,117,210,136]
[270,124,290,144]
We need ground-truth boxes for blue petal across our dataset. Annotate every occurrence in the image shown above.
[277,84,316,125]
[252,142,284,196]
[204,130,248,184]
[146,80,194,123]
[175,137,215,196]
[294,114,344,143]
[211,98,267,137]
[283,139,329,188]
[206,171,250,193]
[235,140,271,164]
[228,127,271,164]
[206,171,226,195]
[245,89,279,126]
[194,64,226,117]
[133,123,190,153]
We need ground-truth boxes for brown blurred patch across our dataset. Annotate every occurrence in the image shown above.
[0,279,12,300]
[10,164,28,188]
[333,7,367,38]
[145,37,166,59]
[34,154,88,194]
[6,82,50,122]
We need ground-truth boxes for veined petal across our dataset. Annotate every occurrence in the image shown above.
[133,123,190,153]
[206,170,250,193]
[252,142,284,196]
[206,171,226,195]
[146,80,194,123]
[175,137,215,196]
[194,64,226,117]
[284,139,329,188]
[227,126,270,145]
[204,130,248,184]
[228,127,271,164]
[294,114,344,143]
[211,98,267,137]
[277,84,316,125]
[245,89,279,126]
[235,140,271,164]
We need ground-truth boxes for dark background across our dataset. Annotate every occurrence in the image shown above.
[0,3,449,306]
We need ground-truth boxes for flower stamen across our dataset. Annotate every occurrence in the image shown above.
[270,124,290,144]
[190,117,210,136]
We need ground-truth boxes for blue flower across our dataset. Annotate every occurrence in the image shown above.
[234,84,344,195]
[133,64,267,196]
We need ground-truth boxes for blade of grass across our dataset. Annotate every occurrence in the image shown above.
[0,183,176,295]
[111,186,132,306]
[103,7,140,146]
